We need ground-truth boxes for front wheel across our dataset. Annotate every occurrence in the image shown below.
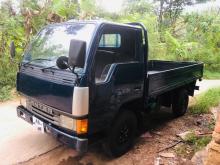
[172,89,189,117]
[103,111,137,157]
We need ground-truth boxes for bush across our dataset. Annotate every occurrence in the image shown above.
[203,69,220,79]
[189,87,220,114]
[0,55,18,101]
[0,86,12,101]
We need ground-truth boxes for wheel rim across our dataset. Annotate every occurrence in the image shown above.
[117,123,131,145]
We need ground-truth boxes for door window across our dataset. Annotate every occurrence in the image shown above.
[94,27,138,84]
[99,34,121,48]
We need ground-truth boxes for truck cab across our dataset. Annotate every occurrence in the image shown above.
[16,20,203,157]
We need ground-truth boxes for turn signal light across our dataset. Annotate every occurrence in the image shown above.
[76,119,88,134]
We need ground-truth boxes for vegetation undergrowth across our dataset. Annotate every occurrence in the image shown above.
[189,87,220,114]
[175,132,212,157]
[0,86,12,101]
[185,132,212,151]
[203,70,220,79]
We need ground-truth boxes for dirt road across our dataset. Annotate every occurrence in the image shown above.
[0,79,219,165]
[195,79,220,94]
[0,100,65,165]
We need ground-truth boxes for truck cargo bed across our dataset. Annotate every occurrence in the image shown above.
[147,60,203,96]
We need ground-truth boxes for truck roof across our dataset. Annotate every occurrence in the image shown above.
[52,19,143,30]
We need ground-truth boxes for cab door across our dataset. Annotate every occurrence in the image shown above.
[89,25,144,133]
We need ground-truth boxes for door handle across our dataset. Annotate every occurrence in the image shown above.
[134,86,141,91]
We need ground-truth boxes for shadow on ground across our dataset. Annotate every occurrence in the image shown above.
[53,108,176,165]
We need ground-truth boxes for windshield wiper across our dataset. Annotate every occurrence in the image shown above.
[22,58,52,67]
[41,65,56,72]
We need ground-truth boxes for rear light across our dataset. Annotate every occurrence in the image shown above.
[76,119,88,134]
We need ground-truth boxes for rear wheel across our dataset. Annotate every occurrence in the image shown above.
[172,89,189,117]
[103,111,137,157]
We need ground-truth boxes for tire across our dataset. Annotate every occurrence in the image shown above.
[103,110,137,157]
[172,89,189,117]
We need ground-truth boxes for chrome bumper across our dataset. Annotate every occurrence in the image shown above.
[17,106,88,153]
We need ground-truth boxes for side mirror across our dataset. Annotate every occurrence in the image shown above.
[10,41,16,58]
[68,39,86,68]
[56,56,69,69]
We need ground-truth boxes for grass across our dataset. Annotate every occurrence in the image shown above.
[203,70,220,79]
[189,87,220,114]
[184,132,212,151]
[0,86,13,102]
[176,86,220,157]
[175,144,193,158]
[175,132,212,157]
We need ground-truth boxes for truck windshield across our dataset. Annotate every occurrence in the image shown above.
[23,23,95,67]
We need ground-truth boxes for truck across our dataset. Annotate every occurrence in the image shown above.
[12,20,203,157]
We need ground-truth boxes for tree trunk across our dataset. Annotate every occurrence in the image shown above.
[159,0,164,31]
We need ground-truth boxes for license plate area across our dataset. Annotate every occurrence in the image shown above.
[33,116,45,133]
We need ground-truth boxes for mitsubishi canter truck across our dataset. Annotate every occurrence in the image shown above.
[12,21,203,157]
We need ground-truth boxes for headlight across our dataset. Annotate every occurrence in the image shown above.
[20,97,27,108]
[59,115,76,130]
[59,115,88,134]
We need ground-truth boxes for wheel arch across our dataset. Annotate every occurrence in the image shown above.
[112,98,144,131]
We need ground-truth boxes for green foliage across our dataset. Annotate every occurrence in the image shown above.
[189,87,220,114]
[184,132,212,151]
[0,54,19,101]
[123,0,153,15]
[80,0,97,18]
[0,86,12,101]
[176,132,211,157]
[183,12,220,71]
[52,0,79,19]
[203,70,220,79]
[0,1,25,101]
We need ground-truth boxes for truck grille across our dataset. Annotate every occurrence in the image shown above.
[26,99,60,125]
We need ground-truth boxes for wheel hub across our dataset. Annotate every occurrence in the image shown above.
[118,124,130,144]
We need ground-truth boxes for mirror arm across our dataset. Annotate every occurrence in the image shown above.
[68,66,80,86]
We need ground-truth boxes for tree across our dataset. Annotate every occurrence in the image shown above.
[123,0,153,15]
[50,0,79,20]
[79,0,97,19]
[156,0,191,29]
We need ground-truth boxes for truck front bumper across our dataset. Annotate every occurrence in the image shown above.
[17,106,88,153]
